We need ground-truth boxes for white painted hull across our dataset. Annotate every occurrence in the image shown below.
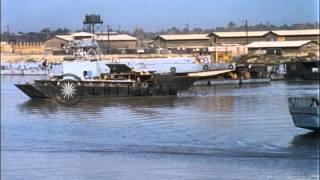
[23,69,48,75]
[119,57,235,74]
[1,69,48,75]
[1,62,49,75]
[1,70,24,75]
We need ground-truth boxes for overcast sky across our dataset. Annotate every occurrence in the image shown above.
[1,0,319,33]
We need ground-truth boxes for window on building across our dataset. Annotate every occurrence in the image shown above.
[266,48,282,56]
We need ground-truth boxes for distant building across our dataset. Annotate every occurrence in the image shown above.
[44,35,72,54]
[151,34,210,53]
[246,40,319,57]
[1,41,44,54]
[208,31,274,45]
[44,32,137,54]
[208,44,248,63]
[96,34,137,54]
[208,29,320,45]
[272,29,320,42]
[0,41,12,54]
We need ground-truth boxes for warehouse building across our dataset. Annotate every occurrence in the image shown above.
[1,41,44,54]
[246,40,319,57]
[44,35,73,54]
[44,32,137,54]
[208,44,248,63]
[151,34,210,53]
[207,31,274,45]
[96,34,137,54]
[208,29,320,45]
[272,29,320,42]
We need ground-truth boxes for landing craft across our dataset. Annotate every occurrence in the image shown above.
[288,97,320,131]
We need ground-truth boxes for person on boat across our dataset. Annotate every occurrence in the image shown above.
[83,71,89,80]
[42,58,48,68]
[195,53,201,64]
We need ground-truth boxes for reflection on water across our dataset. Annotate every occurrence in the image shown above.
[1,75,319,179]
[290,132,320,151]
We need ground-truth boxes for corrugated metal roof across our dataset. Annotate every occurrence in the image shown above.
[55,35,73,41]
[212,31,270,37]
[246,40,314,48]
[272,29,320,36]
[54,33,136,42]
[158,34,209,40]
[70,32,97,37]
[96,34,137,41]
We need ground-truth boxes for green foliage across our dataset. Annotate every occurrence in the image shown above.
[1,22,319,42]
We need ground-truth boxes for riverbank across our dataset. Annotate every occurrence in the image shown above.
[0,53,194,63]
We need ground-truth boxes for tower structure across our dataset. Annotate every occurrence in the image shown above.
[83,14,103,33]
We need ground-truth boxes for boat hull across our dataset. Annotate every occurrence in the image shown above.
[288,97,320,131]
[15,75,197,100]
[291,113,320,131]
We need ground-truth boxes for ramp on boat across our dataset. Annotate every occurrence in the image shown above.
[187,69,234,77]
[15,84,48,99]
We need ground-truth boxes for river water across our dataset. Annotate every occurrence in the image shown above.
[1,75,319,180]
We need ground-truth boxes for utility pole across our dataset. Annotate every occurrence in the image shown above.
[243,20,249,44]
[6,25,10,42]
[118,25,121,33]
[107,24,110,54]
[185,24,189,33]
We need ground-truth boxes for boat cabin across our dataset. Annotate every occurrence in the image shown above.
[285,60,320,80]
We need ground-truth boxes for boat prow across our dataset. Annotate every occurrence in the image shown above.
[288,97,320,131]
[15,84,48,99]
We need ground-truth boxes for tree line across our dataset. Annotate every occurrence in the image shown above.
[1,22,319,42]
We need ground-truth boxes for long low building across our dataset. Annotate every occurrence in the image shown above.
[96,34,137,53]
[44,32,137,54]
[208,31,273,45]
[151,34,210,52]
[272,29,320,42]
[246,40,319,57]
[151,29,319,54]
[208,29,320,45]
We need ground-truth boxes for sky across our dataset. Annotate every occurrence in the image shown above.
[1,0,319,33]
